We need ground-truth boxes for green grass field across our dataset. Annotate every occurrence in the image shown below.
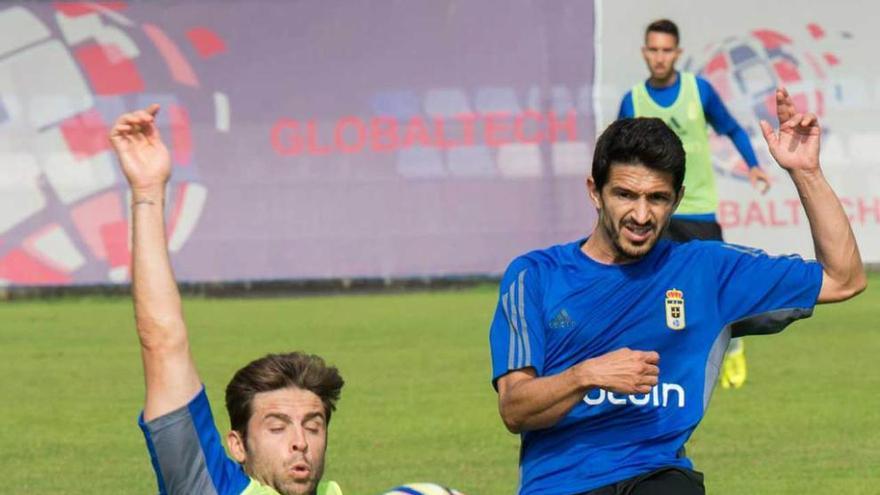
[1,274,878,494]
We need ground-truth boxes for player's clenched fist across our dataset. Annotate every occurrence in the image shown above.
[109,104,170,193]
[575,347,660,395]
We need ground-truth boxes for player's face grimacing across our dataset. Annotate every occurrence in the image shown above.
[228,387,328,495]
[642,31,681,83]
[590,163,680,261]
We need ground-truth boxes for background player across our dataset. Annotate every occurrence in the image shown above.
[617,19,772,388]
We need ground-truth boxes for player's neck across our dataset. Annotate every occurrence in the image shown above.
[582,231,640,265]
[648,70,678,89]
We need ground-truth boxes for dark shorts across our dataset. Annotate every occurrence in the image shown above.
[578,467,706,495]
[663,217,724,242]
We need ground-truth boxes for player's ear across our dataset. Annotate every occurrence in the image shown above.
[227,429,247,463]
[586,176,602,209]
[673,186,685,212]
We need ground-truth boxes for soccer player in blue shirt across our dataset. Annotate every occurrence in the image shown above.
[618,19,772,388]
[489,89,865,495]
[110,106,344,495]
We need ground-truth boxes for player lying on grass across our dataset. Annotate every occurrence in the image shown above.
[111,105,343,495]
[488,88,866,495]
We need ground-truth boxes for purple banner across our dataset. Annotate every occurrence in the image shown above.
[0,1,596,285]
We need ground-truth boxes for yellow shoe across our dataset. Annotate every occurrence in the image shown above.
[720,340,747,389]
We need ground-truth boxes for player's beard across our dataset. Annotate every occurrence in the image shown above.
[245,449,324,495]
[652,64,672,80]
[651,64,673,83]
[598,209,664,261]
[275,464,322,495]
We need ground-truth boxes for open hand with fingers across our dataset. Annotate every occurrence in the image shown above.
[109,104,170,193]
[759,87,821,174]
[576,347,660,395]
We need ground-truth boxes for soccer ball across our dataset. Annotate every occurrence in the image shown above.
[380,482,466,495]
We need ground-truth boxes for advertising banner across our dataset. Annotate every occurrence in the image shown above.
[0,1,598,286]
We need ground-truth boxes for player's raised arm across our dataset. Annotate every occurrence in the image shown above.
[759,88,867,303]
[109,105,201,421]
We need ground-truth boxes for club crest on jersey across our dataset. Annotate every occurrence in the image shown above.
[665,289,686,330]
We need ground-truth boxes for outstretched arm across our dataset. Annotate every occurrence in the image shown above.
[759,88,866,303]
[701,78,770,193]
[110,105,201,421]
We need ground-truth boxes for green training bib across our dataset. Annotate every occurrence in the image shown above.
[242,479,342,495]
[632,72,717,215]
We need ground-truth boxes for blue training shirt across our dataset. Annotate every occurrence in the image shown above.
[140,387,253,495]
[489,238,822,495]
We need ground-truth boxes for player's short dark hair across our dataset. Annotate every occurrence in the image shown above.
[591,118,685,193]
[225,352,344,441]
[645,18,679,45]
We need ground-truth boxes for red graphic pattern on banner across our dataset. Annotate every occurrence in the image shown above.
[100,221,130,268]
[54,1,126,17]
[60,109,111,159]
[75,43,144,95]
[167,183,189,240]
[143,23,200,88]
[187,28,227,59]
[168,105,193,166]
[71,192,123,260]
[752,30,792,49]
[0,250,70,284]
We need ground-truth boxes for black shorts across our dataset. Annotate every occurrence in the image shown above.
[663,217,724,242]
[578,467,705,495]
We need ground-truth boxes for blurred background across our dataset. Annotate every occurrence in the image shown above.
[0,1,877,494]
[1,1,878,290]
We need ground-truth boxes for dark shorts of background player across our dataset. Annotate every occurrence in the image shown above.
[663,217,724,242]
[578,467,705,495]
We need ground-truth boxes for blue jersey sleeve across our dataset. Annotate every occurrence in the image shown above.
[489,257,546,388]
[697,77,758,167]
[139,387,251,495]
[711,243,823,337]
[617,91,634,119]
